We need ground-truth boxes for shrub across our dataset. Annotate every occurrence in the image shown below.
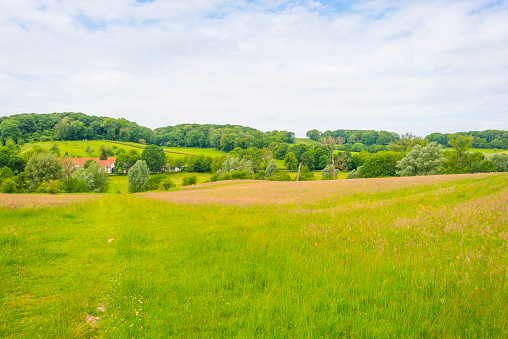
[148,174,170,190]
[34,180,65,194]
[255,170,266,180]
[1,179,17,193]
[64,178,90,193]
[346,168,362,179]
[298,165,314,181]
[270,171,291,181]
[182,175,198,186]
[480,160,497,173]
[321,164,335,180]
[159,178,175,191]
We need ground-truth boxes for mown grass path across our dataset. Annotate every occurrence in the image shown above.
[1,174,508,338]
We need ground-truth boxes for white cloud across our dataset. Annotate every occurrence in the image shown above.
[1,0,507,137]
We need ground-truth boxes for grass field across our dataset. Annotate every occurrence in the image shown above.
[20,141,226,159]
[1,173,508,337]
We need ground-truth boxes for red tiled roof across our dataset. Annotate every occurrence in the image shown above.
[70,157,116,168]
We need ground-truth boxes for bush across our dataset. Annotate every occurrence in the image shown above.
[64,177,90,193]
[297,165,314,181]
[321,164,335,180]
[182,175,198,186]
[34,180,65,194]
[346,168,362,179]
[159,178,175,191]
[255,170,266,180]
[210,173,221,182]
[148,174,170,190]
[480,160,497,173]
[270,171,291,181]
[1,179,17,193]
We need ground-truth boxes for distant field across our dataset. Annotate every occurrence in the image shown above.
[20,140,226,159]
[295,138,320,146]
[2,173,508,337]
[469,148,507,159]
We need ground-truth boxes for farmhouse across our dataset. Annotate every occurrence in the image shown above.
[69,157,116,173]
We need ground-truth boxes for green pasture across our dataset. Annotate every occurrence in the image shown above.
[20,141,226,159]
[294,138,320,146]
[21,140,144,159]
[2,174,508,337]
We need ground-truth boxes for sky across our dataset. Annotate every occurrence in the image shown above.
[1,0,507,138]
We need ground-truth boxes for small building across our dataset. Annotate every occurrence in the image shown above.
[70,157,116,173]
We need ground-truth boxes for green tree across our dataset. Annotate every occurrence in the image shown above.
[491,154,508,172]
[128,160,149,193]
[284,152,298,171]
[73,161,109,192]
[301,151,315,171]
[26,153,64,192]
[306,129,321,141]
[86,145,94,156]
[396,142,445,176]
[100,147,108,160]
[64,178,90,193]
[321,164,335,180]
[141,145,165,172]
[345,168,361,179]
[320,136,344,179]
[49,144,60,156]
[448,133,474,169]
[0,119,21,143]
[298,165,314,181]
[34,180,65,194]
[218,156,240,175]
[265,159,278,178]
[0,178,17,193]
[480,160,497,173]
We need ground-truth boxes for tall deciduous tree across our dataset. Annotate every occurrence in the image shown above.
[396,142,445,176]
[26,153,63,192]
[491,154,508,172]
[265,159,278,178]
[284,152,298,171]
[320,136,344,179]
[0,119,21,143]
[141,145,165,172]
[128,160,149,193]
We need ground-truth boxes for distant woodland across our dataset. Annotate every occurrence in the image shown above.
[1,112,507,151]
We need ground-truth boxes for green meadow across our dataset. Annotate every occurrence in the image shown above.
[1,173,508,338]
[20,141,226,159]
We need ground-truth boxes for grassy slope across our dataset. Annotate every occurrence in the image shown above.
[21,141,226,159]
[2,174,508,337]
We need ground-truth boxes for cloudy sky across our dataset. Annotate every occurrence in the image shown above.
[1,0,507,137]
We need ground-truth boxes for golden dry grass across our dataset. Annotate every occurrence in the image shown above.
[139,173,503,206]
[0,193,98,209]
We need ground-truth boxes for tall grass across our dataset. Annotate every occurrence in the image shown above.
[1,173,508,337]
